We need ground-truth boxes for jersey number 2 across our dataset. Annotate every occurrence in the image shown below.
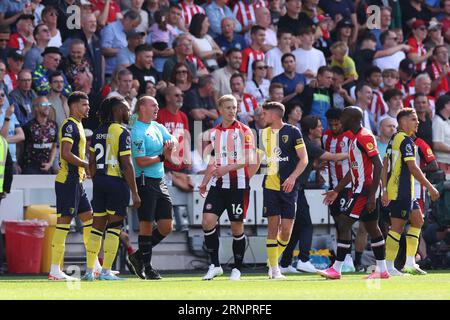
[95,143,118,169]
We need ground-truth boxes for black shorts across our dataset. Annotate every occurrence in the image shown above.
[91,175,130,217]
[263,188,298,219]
[329,188,352,217]
[55,180,92,217]
[344,192,379,222]
[389,198,414,220]
[136,177,173,222]
[203,187,250,222]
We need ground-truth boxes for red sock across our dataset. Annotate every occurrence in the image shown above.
[127,246,135,256]
[98,257,103,266]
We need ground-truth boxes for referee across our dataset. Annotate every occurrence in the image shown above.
[129,96,177,280]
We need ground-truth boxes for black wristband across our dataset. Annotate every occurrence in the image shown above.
[4,117,10,122]
[158,154,165,162]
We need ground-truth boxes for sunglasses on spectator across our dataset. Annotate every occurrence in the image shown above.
[176,70,188,74]
[38,102,52,107]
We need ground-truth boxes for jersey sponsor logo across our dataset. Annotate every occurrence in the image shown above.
[282,135,289,143]
[133,139,144,154]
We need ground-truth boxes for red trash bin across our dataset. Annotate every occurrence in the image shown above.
[2,220,48,274]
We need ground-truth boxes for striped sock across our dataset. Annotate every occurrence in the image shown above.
[406,227,421,266]
[102,228,121,271]
[385,230,401,263]
[276,236,289,259]
[50,224,70,268]
[86,228,103,272]
[266,239,278,268]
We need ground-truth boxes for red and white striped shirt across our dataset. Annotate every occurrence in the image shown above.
[240,47,265,81]
[232,0,267,29]
[369,88,388,124]
[187,54,206,71]
[322,130,353,189]
[180,0,205,28]
[240,93,259,116]
[395,79,415,97]
[206,120,255,189]
[414,137,436,200]
[349,128,379,194]
[407,36,427,73]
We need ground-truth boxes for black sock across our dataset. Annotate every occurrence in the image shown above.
[336,239,352,262]
[232,233,246,270]
[355,251,363,266]
[138,235,152,269]
[151,229,166,248]
[204,227,220,266]
[371,236,386,261]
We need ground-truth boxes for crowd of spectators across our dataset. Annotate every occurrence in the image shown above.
[0,0,449,185]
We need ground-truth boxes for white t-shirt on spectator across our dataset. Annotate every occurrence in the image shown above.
[292,47,326,84]
[192,34,218,69]
[373,51,406,72]
[48,30,62,48]
[265,47,284,78]
[432,114,450,164]
[245,79,270,105]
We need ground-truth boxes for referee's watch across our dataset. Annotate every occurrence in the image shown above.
[158,154,165,162]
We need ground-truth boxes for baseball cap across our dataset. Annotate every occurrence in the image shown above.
[316,14,331,24]
[399,58,415,75]
[126,30,146,39]
[336,19,354,29]
[41,46,62,57]
[7,49,25,61]
[412,19,427,30]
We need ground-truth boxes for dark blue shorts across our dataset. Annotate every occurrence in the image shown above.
[91,175,130,217]
[55,180,92,217]
[263,188,298,219]
[389,198,413,220]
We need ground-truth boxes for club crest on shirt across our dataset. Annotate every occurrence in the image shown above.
[427,148,433,155]
[405,144,413,153]
[366,142,374,150]
[282,135,289,143]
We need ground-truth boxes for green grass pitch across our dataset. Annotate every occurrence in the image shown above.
[0,271,449,300]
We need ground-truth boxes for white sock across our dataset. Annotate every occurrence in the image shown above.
[405,256,415,267]
[101,268,111,276]
[376,260,387,273]
[344,254,354,266]
[94,258,102,270]
[50,264,61,275]
[333,260,344,273]
[386,260,395,271]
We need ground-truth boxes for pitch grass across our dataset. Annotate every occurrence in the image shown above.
[0,271,449,300]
